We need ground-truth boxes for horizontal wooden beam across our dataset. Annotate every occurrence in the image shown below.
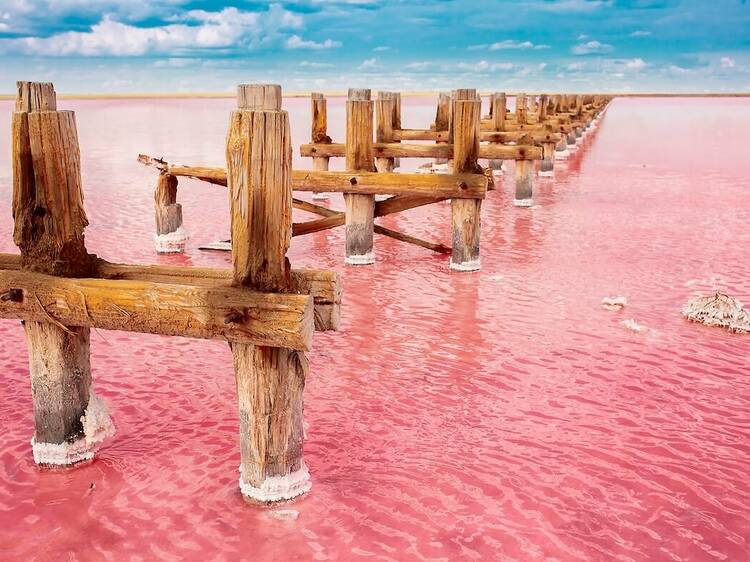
[394,128,561,144]
[139,155,487,197]
[301,142,542,160]
[0,254,340,332]
[0,268,314,350]
[293,170,486,198]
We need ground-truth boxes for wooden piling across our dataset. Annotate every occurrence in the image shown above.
[12,81,113,466]
[154,171,187,253]
[375,92,396,201]
[514,159,534,207]
[226,84,311,503]
[488,92,506,170]
[450,98,482,271]
[311,93,331,200]
[434,92,451,164]
[516,94,528,125]
[344,88,376,265]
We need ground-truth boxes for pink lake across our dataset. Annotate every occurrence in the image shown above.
[0,96,748,561]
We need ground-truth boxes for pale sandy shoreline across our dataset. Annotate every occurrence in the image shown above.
[0,91,749,101]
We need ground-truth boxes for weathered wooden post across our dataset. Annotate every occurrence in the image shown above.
[227,84,311,503]
[392,92,402,169]
[514,136,534,207]
[488,92,506,170]
[516,94,528,125]
[345,88,376,264]
[538,94,548,122]
[310,93,331,200]
[450,94,482,271]
[154,172,187,253]
[12,81,114,465]
[375,92,396,201]
[434,91,451,165]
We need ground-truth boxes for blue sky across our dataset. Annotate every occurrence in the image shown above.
[0,0,748,93]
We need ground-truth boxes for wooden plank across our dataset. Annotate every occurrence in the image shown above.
[301,142,542,160]
[0,268,313,350]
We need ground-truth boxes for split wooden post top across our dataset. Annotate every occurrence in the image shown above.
[227,83,313,503]
[450,93,482,272]
[488,92,507,170]
[310,92,331,200]
[12,81,114,466]
[344,88,376,265]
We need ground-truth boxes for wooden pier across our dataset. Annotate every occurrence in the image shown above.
[2,81,341,503]
[140,87,610,271]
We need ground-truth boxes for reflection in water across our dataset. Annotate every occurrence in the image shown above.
[0,97,749,561]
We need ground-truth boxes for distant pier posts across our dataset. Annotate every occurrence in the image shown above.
[12,81,114,465]
[310,92,331,200]
[344,88,376,265]
[227,84,312,503]
[450,91,482,271]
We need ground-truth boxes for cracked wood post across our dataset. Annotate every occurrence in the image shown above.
[375,92,396,201]
[310,93,330,200]
[344,88,376,265]
[434,91,451,164]
[154,171,187,253]
[538,94,548,122]
[516,94,528,125]
[488,92,506,171]
[450,97,482,272]
[12,81,114,466]
[226,84,311,503]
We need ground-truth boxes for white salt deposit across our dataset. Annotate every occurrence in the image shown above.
[154,226,188,253]
[32,389,115,466]
[621,319,647,333]
[239,463,312,503]
[682,292,750,333]
[602,296,627,311]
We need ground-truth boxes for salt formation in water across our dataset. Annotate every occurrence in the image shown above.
[621,318,647,333]
[154,226,189,253]
[682,292,750,333]
[602,296,627,310]
[239,462,312,503]
[31,389,115,465]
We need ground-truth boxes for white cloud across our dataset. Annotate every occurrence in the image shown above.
[624,57,647,70]
[300,60,334,68]
[457,60,514,73]
[0,6,303,56]
[488,39,549,50]
[285,35,341,50]
[358,57,378,70]
[571,40,613,55]
[405,61,433,70]
[630,30,651,37]
[532,0,611,12]
[373,46,390,52]
[720,56,735,68]
[668,65,690,74]
[153,57,195,68]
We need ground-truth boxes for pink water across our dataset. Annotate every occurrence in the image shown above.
[0,97,748,561]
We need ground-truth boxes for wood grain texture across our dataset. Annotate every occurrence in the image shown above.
[0,268,314,349]
[344,92,375,263]
[226,109,293,290]
[450,99,482,270]
[226,90,311,501]
[12,83,98,456]
[301,142,542,160]
[237,84,282,110]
